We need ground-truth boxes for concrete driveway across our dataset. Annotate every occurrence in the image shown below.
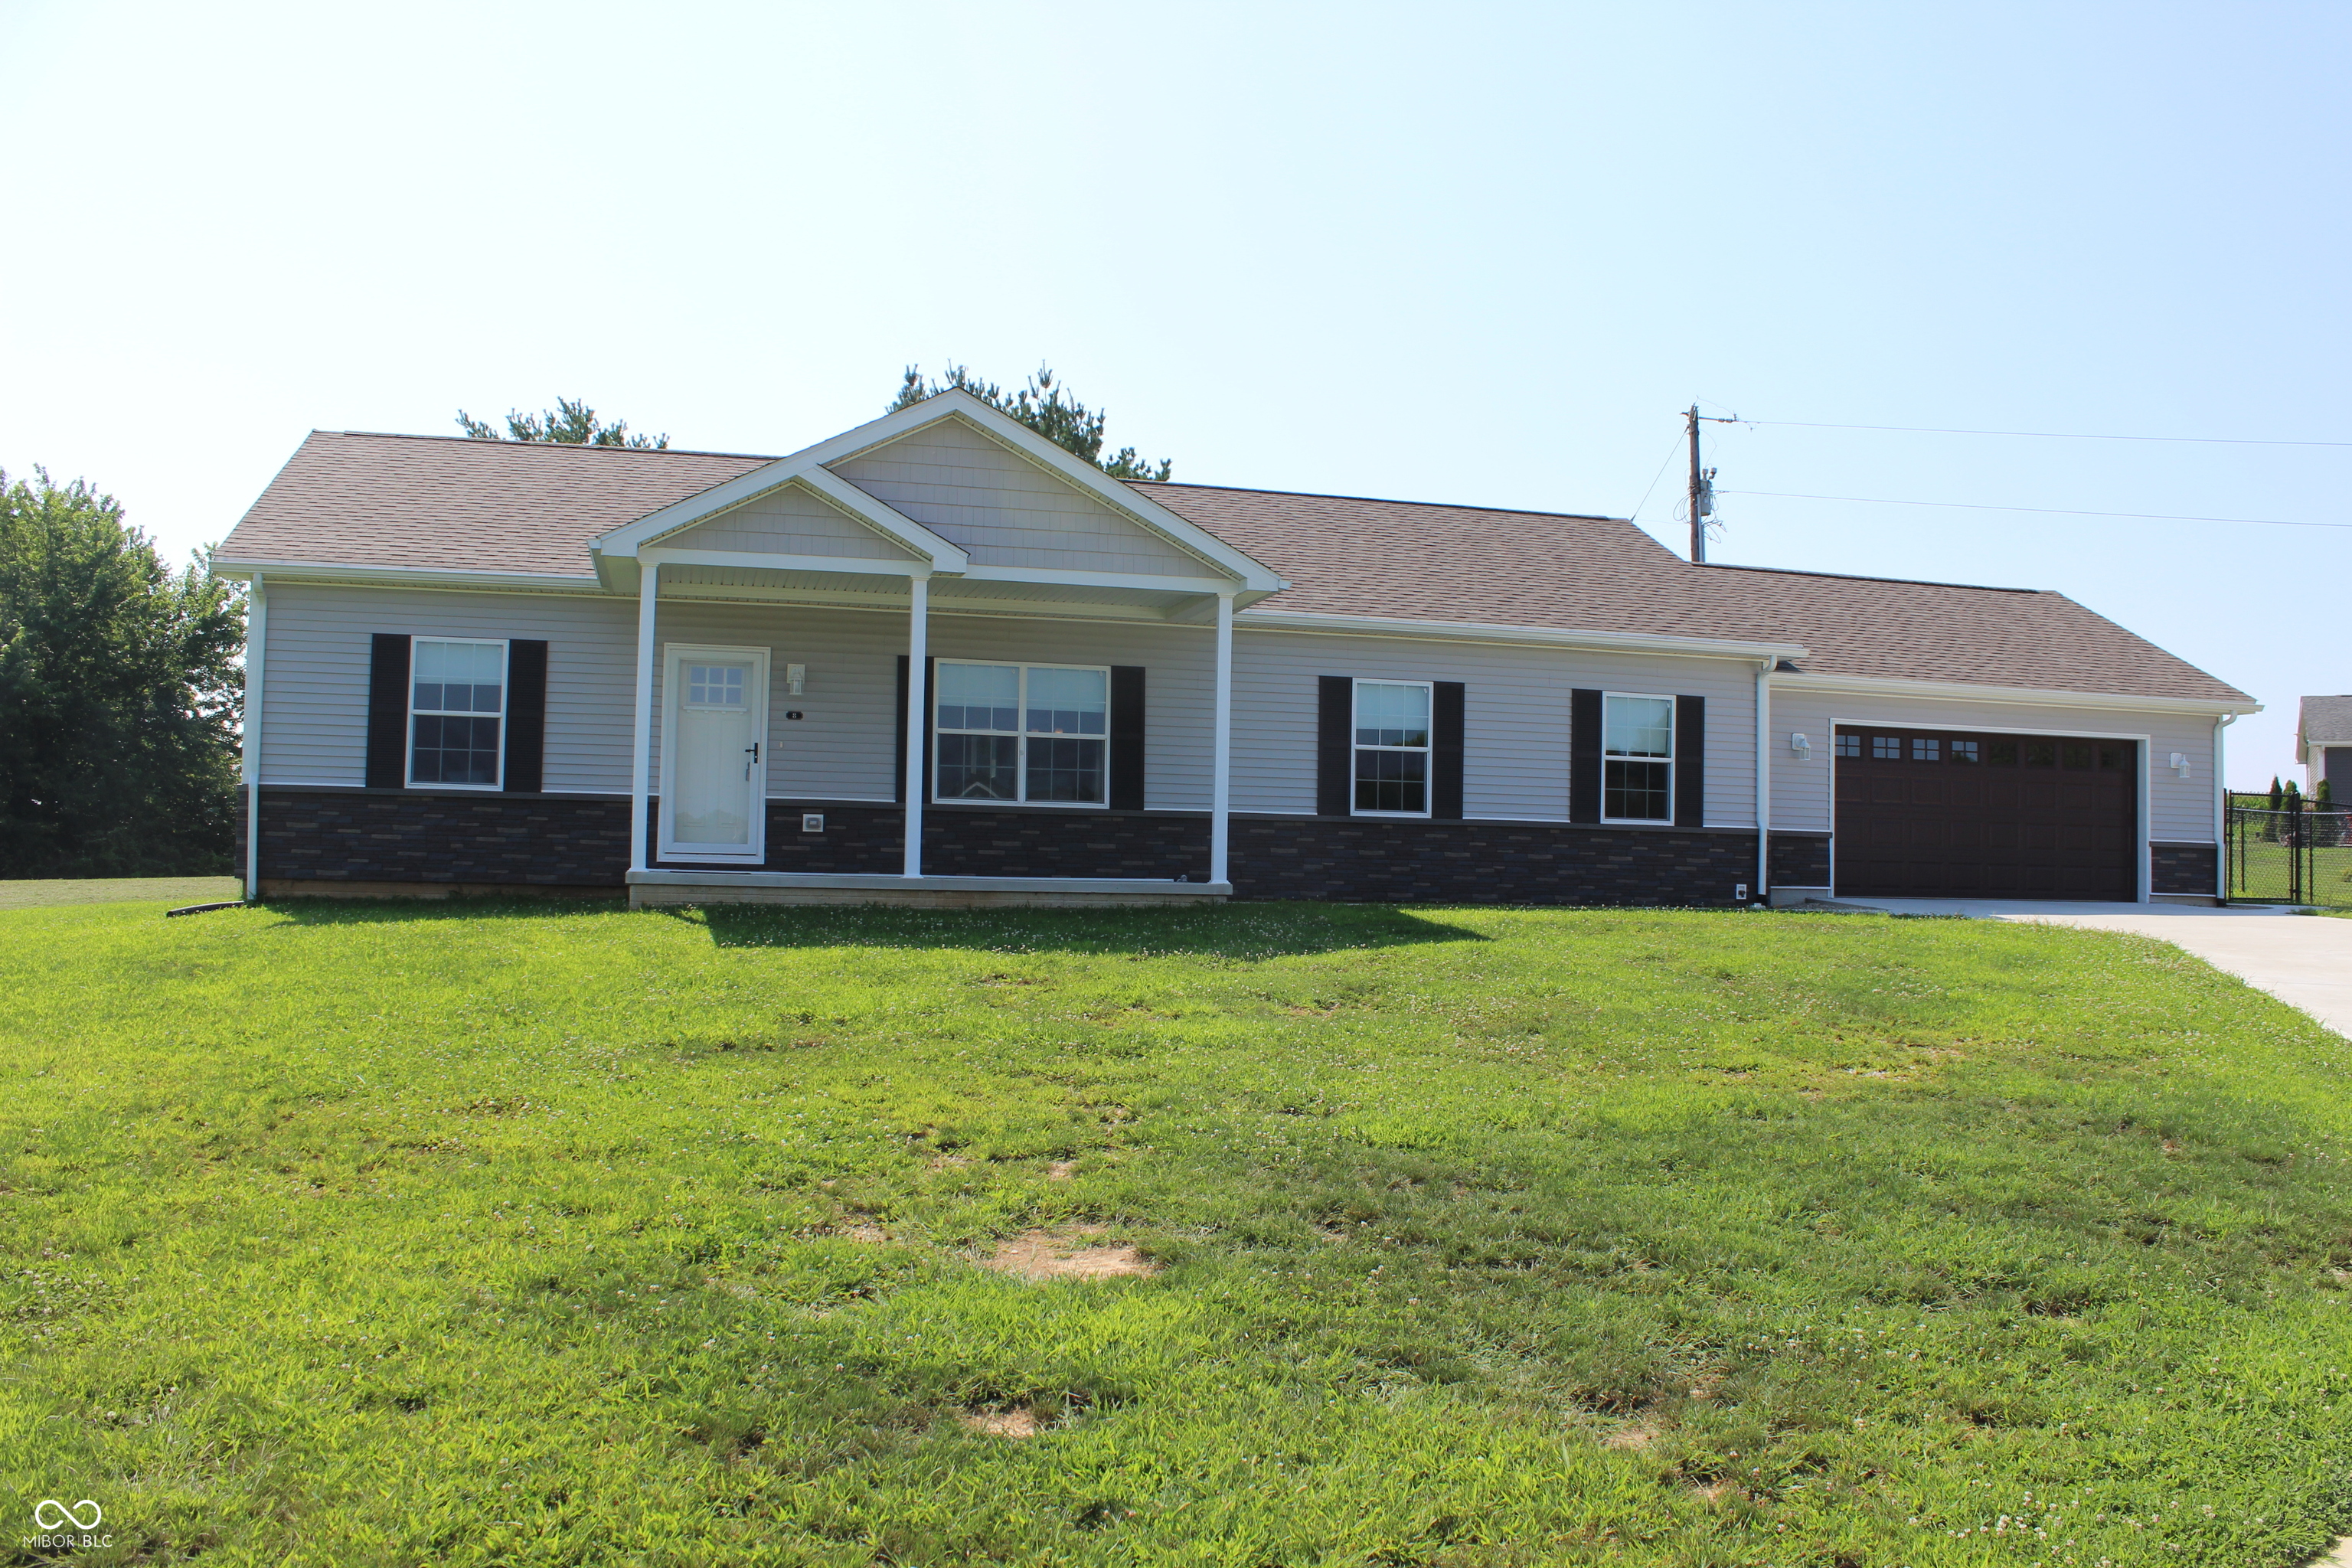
[1831,899,2352,1040]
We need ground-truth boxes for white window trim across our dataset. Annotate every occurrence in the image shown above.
[405,636,509,792]
[1351,677,1436,820]
[657,642,772,863]
[1599,690,1677,825]
[932,658,1113,808]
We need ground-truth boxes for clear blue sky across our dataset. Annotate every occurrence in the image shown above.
[5,2,2342,786]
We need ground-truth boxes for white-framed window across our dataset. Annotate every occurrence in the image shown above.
[1353,678,1432,817]
[408,638,508,788]
[933,661,1110,805]
[1601,692,1674,823]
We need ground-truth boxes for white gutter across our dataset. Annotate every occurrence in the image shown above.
[211,559,605,595]
[243,573,267,900]
[1236,608,1807,663]
[1770,670,2258,718]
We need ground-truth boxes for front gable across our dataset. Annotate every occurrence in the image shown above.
[652,477,923,564]
[828,414,1214,577]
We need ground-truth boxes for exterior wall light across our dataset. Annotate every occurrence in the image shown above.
[2169,752,2190,779]
[786,663,807,696]
[1789,732,1811,760]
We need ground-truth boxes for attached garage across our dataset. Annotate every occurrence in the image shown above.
[1833,727,2138,900]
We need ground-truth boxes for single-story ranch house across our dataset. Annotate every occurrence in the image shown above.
[214,390,2258,908]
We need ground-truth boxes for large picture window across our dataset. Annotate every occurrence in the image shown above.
[1354,679,1432,815]
[1602,692,1674,823]
[934,662,1109,804]
[408,639,507,787]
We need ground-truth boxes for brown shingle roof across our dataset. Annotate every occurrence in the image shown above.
[1135,481,2251,704]
[217,430,773,579]
[215,432,2252,704]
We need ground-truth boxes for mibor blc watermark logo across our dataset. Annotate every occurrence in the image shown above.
[26,1498,110,1551]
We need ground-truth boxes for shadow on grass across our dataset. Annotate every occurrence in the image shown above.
[685,900,1487,958]
[250,893,1487,958]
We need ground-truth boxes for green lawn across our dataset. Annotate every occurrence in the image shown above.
[0,875,240,910]
[3,898,2349,1566]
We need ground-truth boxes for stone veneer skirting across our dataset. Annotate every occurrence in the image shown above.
[1227,816,1759,905]
[1767,831,1832,890]
[2151,841,2219,897]
[253,788,1768,905]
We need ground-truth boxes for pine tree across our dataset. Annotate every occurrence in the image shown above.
[890,364,1173,482]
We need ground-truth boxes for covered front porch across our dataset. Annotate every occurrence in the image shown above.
[590,391,1284,906]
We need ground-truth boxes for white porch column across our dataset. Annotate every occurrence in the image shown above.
[243,573,267,900]
[1754,659,1771,900]
[629,561,658,874]
[1210,590,1234,886]
[903,573,929,878]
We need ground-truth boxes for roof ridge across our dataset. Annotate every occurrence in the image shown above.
[1132,477,1619,524]
[1699,561,2040,595]
[322,430,781,462]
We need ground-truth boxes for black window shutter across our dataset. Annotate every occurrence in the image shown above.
[364,634,412,788]
[1570,688,1602,823]
[503,639,548,792]
[894,655,935,804]
[1316,676,1353,816]
[1432,681,1465,819]
[1674,695,1706,827]
[1109,666,1146,810]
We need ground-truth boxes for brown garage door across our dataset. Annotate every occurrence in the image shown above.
[1834,727,2137,900]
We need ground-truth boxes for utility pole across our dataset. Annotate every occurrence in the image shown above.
[1686,404,1705,564]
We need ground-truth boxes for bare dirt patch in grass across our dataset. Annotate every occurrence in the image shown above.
[1046,1160,1076,1182]
[1602,1419,1661,1451]
[978,1225,1158,1281]
[959,1406,1041,1438]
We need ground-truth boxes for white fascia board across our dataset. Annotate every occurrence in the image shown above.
[787,391,1285,593]
[958,564,1242,596]
[641,546,931,578]
[209,559,605,595]
[1235,608,1806,662]
[1770,669,2261,717]
[593,465,968,570]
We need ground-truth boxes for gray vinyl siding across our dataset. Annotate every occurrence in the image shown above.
[830,419,1210,577]
[1230,629,1762,825]
[1766,688,2219,844]
[659,483,921,561]
[257,583,638,791]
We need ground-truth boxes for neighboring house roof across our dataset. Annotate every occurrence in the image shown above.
[2300,695,2352,748]
[216,430,2253,704]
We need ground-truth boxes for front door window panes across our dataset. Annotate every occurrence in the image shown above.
[410,639,505,786]
[1354,681,1430,814]
[1602,694,1674,822]
[934,663,1106,803]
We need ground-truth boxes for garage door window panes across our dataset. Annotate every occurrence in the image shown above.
[1602,694,1674,823]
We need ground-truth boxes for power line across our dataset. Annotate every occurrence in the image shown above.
[1722,488,2352,531]
[1624,430,1687,523]
[1731,417,2352,449]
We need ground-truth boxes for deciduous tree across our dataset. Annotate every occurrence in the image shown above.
[0,469,245,877]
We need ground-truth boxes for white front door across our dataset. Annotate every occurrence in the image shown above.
[659,645,769,861]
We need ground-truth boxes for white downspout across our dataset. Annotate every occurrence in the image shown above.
[629,561,658,875]
[243,573,266,901]
[903,573,929,878]
[2214,712,2237,902]
[1210,591,1234,887]
[1754,658,1771,903]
